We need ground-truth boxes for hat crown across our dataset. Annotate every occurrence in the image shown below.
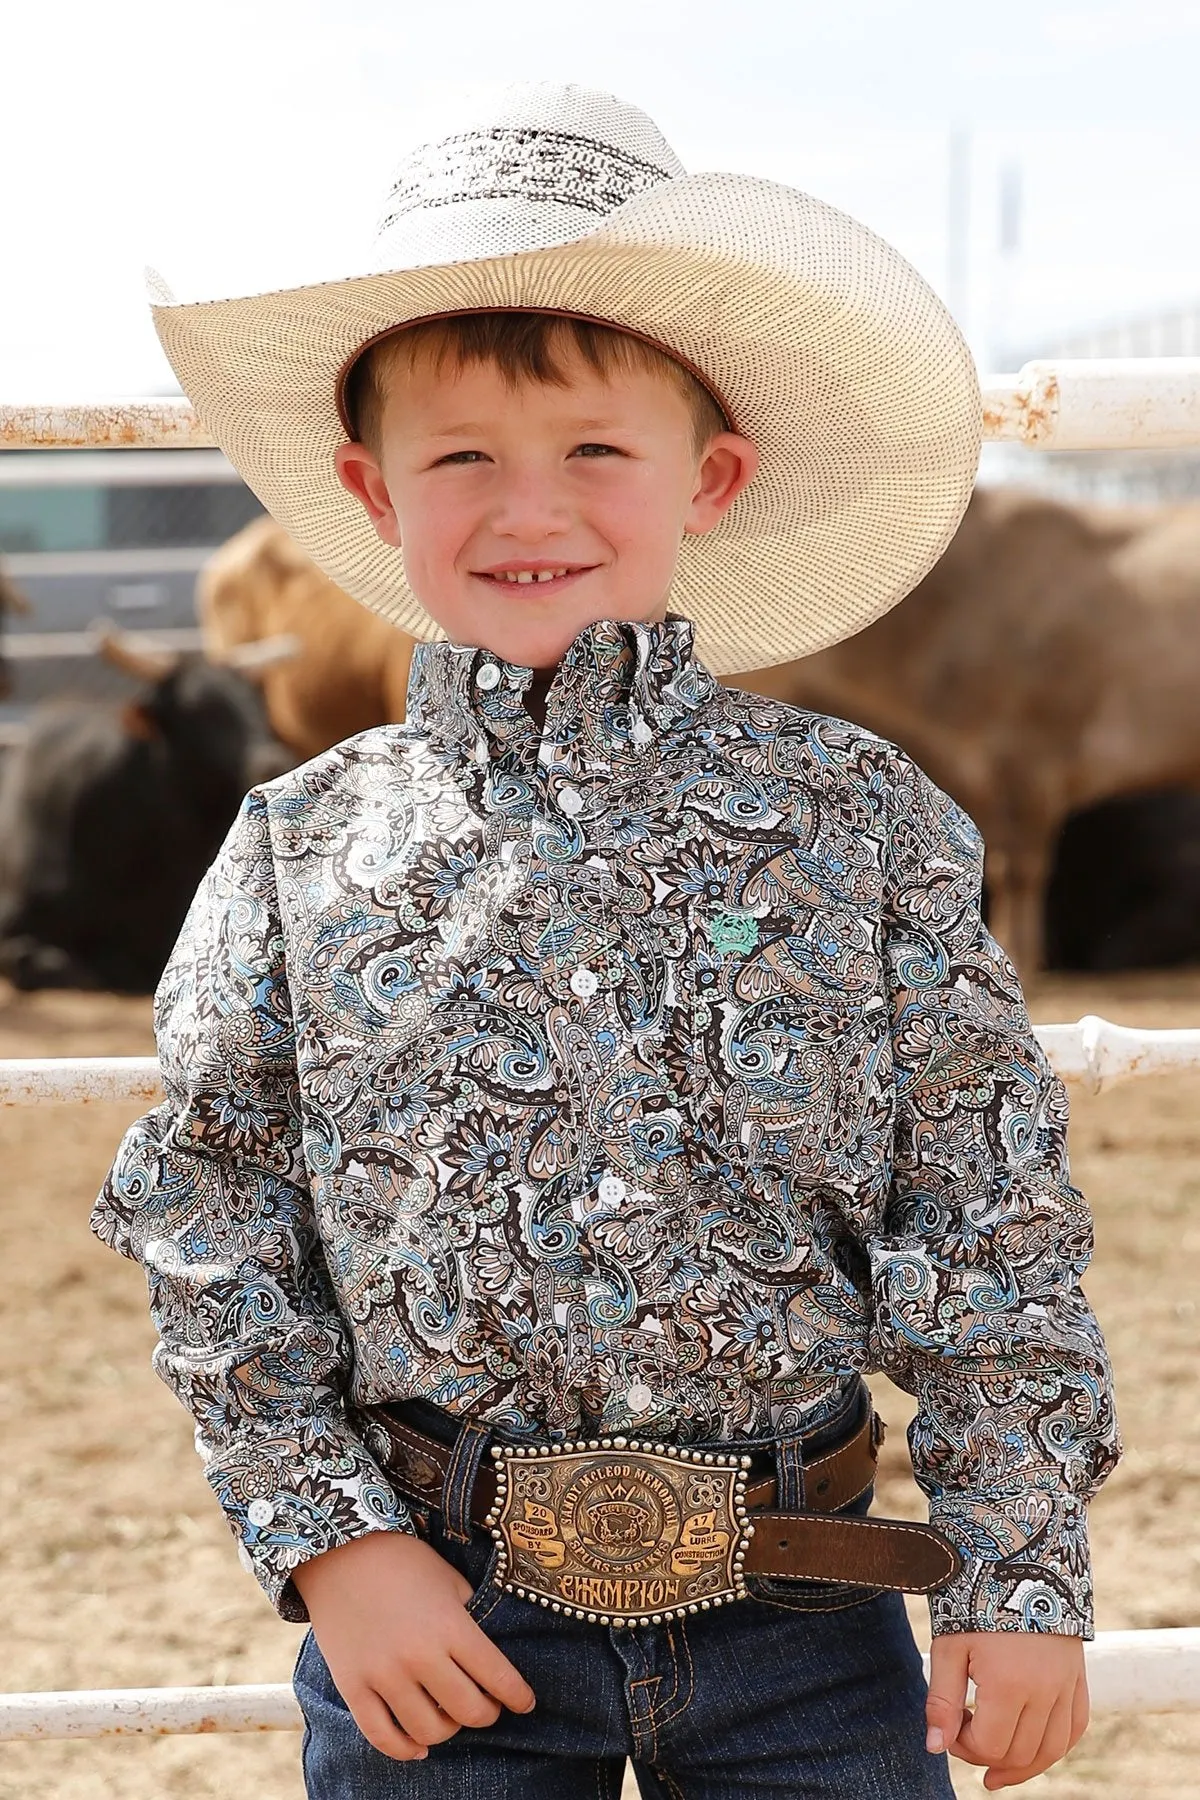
[370,83,685,272]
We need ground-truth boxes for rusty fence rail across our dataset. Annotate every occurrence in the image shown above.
[4,359,1200,454]
[3,1017,1200,1109]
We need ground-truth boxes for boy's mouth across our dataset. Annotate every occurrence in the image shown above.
[473,562,596,593]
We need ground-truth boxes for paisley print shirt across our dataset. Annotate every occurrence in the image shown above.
[92,615,1119,1636]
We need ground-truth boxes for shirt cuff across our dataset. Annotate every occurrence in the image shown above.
[206,1425,418,1623]
[927,1492,1095,1639]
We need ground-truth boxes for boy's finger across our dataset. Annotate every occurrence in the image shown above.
[925,1637,971,1755]
[953,1689,1023,1768]
[380,1680,464,1748]
[455,1628,537,1713]
[421,1655,504,1730]
[354,1689,430,1762]
[994,1698,1052,1773]
[1069,1671,1090,1749]
[981,1688,1075,1789]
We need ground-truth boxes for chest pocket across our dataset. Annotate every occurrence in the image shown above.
[689,898,889,1179]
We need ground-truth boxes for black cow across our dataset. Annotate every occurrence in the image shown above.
[0,656,292,993]
[1044,788,1200,971]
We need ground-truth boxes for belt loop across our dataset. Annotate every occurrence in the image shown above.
[775,1433,807,1511]
[441,1419,492,1542]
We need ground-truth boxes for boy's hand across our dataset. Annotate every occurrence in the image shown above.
[292,1532,536,1761]
[927,1632,1089,1789]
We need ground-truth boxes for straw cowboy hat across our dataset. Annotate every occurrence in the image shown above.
[148,82,981,672]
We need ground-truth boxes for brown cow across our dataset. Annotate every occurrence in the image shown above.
[196,517,416,761]
[200,494,1200,977]
[737,485,1200,974]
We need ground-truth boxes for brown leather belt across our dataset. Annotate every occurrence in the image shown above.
[365,1402,960,1626]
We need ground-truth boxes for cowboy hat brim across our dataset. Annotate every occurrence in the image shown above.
[150,171,981,673]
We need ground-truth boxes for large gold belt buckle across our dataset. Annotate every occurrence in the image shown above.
[484,1435,754,1625]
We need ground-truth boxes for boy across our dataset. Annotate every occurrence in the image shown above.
[93,83,1119,1798]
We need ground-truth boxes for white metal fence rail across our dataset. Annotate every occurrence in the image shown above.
[6,1629,1200,1741]
[2,1017,1199,1109]
[3,358,1200,455]
[3,356,1200,1741]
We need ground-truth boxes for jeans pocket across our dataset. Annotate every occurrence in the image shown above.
[424,1509,504,1624]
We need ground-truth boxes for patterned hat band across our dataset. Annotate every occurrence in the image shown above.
[378,127,679,232]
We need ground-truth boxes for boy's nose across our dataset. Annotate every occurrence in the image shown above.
[488,470,573,540]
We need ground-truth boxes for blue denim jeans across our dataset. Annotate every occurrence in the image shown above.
[294,1393,954,1799]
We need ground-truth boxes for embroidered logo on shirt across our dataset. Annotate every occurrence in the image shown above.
[707,909,760,956]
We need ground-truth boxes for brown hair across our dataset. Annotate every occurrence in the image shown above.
[343,311,728,456]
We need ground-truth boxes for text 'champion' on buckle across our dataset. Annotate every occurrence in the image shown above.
[482,1436,755,1626]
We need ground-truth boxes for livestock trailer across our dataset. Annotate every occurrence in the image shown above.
[0,444,262,729]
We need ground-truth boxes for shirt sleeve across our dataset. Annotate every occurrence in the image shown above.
[868,752,1121,1639]
[90,788,413,1622]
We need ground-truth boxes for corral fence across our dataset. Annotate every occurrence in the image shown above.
[2,358,1200,1742]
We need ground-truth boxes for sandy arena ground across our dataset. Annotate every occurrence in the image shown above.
[2,973,1198,1799]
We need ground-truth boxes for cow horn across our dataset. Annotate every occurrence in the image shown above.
[0,574,31,615]
[218,632,303,674]
[91,620,180,681]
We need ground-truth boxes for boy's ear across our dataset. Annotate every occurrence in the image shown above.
[684,433,760,537]
[334,443,402,548]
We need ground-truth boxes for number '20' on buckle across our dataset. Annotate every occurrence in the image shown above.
[483,1436,755,1625]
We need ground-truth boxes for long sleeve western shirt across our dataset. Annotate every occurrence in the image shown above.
[92,614,1119,1635]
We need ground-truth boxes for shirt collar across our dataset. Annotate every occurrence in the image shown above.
[404,614,717,763]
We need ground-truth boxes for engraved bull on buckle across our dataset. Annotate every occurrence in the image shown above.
[483,1436,754,1626]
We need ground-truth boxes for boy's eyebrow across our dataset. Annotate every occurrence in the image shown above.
[421,422,490,439]
[420,416,631,439]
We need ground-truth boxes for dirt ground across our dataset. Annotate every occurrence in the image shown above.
[2,973,1198,1799]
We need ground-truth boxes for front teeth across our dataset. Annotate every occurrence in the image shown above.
[498,569,570,583]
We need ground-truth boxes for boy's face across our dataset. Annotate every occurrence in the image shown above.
[335,342,758,671]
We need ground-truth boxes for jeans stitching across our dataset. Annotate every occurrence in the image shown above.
[651,1620,695,1733]
[632,1659,672,1734]
[746,1579,886,1614]
[630,1676,660,1764]
[442,1420,489,1543]
[776,1434,806,1511]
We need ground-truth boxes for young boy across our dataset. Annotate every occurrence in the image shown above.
[92,83,1120,1798]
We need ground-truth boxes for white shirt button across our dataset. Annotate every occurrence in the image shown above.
[557,785,584,816]
[247,1499,276,1528]
[598,1172,627,1205]
[474,662,501,690]
[569,966,599,999]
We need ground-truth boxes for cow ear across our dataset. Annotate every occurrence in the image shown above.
[120,701,160,740]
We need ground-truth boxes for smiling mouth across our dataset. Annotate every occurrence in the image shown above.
[474,566,595,590]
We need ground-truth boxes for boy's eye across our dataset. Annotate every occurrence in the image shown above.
[434,450,488,466]
[572,442,620,458]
